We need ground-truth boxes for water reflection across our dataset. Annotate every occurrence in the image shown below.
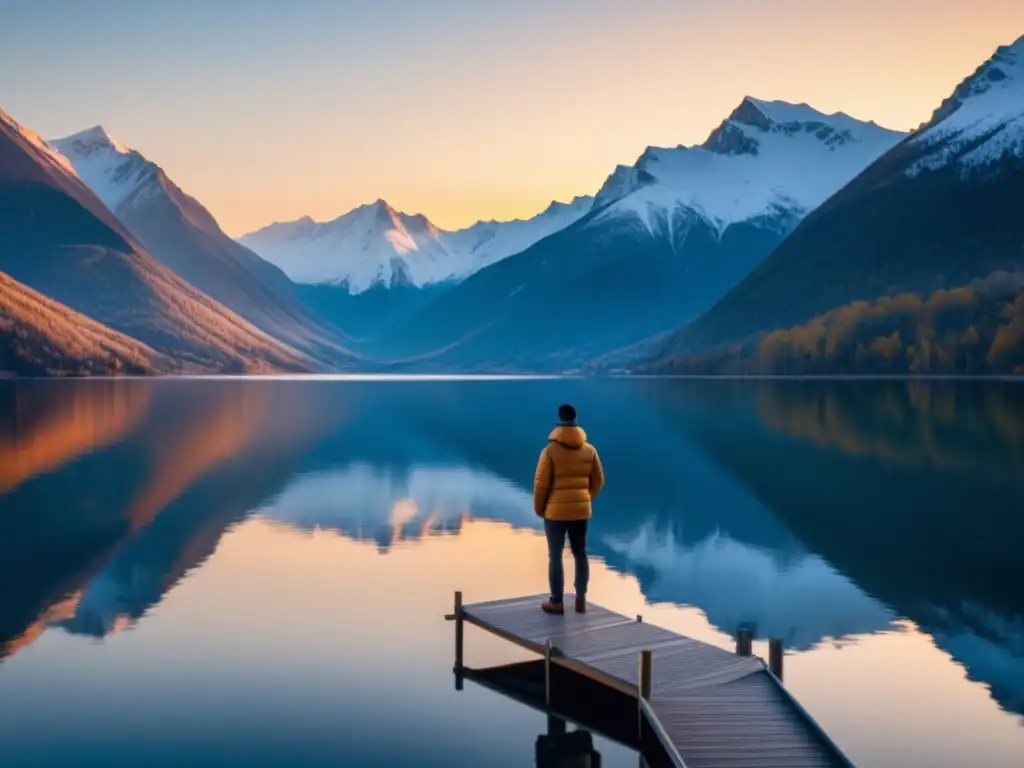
[645,378,1024,716]
[0,377,1021,736]
[259,464,540,552]
[535,717,603,768]
[602,527,894,651]
[0,381,150,494]
[0,380,338,654]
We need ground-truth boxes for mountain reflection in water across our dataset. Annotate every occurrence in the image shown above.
[0,377,1021,731]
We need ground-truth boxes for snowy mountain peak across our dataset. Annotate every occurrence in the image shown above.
[925,39,1022,128]
[53,125,128,156]
[735,97,869,130]
[239,201,456,291]
[345,199,442,240]
[240,194,596,292]
[702,97,883,158]
[589,98,905,235]
[909,35,1024,176]
[371,198,399,225]
[50,126,152,212]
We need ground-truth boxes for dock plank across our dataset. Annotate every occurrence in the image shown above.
[460,593,852,768]
[651,675,837,768]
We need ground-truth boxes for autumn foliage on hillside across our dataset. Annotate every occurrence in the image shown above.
[0,270,176,376]
[645,271,1024,376]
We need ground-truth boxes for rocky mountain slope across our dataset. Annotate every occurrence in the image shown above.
[49,127,354,363]
[0,108,316,373]
[648,36,1024,375]
[373,98,904,369]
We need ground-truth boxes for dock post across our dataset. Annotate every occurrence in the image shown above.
[769,638,784,681]
[547,713,566,737]
[544,639,554,707]
[735,627,752,657]
[454,591,464,689]
[638,650,652,701]
[638,649,652,736]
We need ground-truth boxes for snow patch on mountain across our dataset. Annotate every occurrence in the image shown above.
[48,126,152,212]
[239,195,594,293]
[443,195,594,269]
[908,35,1024,176]
[588,97,906,237]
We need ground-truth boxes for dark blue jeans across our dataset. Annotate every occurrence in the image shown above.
[544,519,589,603]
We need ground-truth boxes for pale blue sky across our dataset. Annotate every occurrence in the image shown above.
[2,0,1021,233]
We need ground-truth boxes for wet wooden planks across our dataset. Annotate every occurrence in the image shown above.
[460,594,852,768]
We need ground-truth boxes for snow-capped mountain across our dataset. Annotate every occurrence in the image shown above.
[589,97,905,235]
[239,195,594,293]
[0,108,313,373]
[240,200,455,292]
[908,35,1024,176]
[48,126,353,362]
[48,126,151,211]
[374,98,905,369]
[653,35,1024,369]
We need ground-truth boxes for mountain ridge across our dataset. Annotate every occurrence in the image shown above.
[644,37,1024,376]
[238,195,595,294]
[371,96,906,369]
[49,127,358,364]
[0,107,318,373]
[585,96,905,236]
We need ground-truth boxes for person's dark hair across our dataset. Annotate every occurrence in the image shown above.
[557,403,577,425]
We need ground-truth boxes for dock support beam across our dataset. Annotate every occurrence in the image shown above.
[547,713,566,737]
[545,639,554,707]
[639,650,653,701]
[454,591,464,690]
[735,628,752,657]
[769,638,784,681]
[638,649,652,736]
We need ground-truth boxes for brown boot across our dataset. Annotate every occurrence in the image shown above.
[541,599,564,614]
[575,597,586,613]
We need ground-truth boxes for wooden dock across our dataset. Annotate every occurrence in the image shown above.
[447,593,854,768]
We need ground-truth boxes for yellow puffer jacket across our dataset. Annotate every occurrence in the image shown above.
[533,425,605,521]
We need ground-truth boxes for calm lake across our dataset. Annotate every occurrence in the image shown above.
[0,377,1021,767]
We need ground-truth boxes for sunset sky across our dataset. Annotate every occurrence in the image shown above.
[2,0,1022,235]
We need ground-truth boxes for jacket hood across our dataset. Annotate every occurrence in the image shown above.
[548,425,587,449]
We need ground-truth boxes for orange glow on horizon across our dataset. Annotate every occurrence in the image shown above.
[199,6,1024,235]
[5,3,1023,236]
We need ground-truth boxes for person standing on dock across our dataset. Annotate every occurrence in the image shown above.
[533,403,605,615]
